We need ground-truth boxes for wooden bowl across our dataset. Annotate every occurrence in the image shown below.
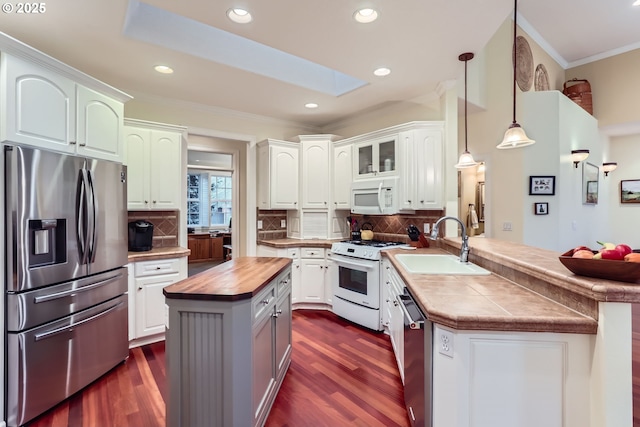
[558,249,640,283]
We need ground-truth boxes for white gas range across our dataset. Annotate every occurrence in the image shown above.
[328,240,409,331]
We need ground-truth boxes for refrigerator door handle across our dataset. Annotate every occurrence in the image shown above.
[33,301,124,341]
[33,272,124,304]
[87,169,98,263]
[76,168,91,264]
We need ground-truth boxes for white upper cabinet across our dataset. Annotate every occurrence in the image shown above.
[1,51,130,161]
[124,119,185,210]
[398,124,445,210]
[1,54,76,151]
[301,138,330,209]
[76,86,123,162]
[257,139,299,210]
[353,137,397,179]
[332,142,352,210]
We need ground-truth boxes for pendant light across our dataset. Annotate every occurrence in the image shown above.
[455,52,478,169]
[496,0,535,149]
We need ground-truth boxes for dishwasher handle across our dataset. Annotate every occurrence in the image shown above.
[397,294,424,330]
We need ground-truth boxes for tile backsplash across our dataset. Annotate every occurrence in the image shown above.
[257,209,287,240]
[350,210,445,242]
[128,210,179,248]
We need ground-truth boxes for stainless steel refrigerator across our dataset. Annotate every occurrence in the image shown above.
[4,145,129,427]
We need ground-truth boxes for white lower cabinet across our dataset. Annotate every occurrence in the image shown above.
[383,260,404,383]
[257,245,332,309]
[384,260,592,427]
[127,257,187,345]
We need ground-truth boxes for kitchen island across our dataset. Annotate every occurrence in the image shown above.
[163,257,292,427]
[383,237,638,427]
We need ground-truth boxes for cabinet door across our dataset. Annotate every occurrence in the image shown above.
[149,130,182,209]
[415,128,444,209]
[398,131,416,210]
[187,235,212,262]
[252,306,276,424]
[301,140,329,209]
[291,259,301,304]
[300,259,325,303]
[324,257,334,305]
[211,236,224,260]
[1,54,76,151]
[76,86,124,162]
[332,144,352,209]
[134,273,178,338]
[124,126,151,210]
[270,145,299,209]
[275,291,292,381]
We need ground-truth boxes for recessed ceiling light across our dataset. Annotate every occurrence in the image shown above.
[373,67,391,77]
[227,8,252,23]
[634,0,640,6]
[305,103,319,109]
[354,8,378,23]
[154,65,174,74]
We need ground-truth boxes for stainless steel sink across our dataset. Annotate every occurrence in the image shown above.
[395,254,491,275]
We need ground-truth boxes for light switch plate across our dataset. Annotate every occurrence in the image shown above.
[281,219,286,228]
[257,220,263,229]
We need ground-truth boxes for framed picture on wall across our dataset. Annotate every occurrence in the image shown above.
[529,176,555,195]
[582,162,599,204]
[534,202,549,215]
[621,179,640,203]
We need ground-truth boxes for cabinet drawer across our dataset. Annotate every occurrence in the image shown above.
[134,258,181,277]
[253,285,276,321]
[286,248,299,259]
[277,271,292,297]
[300,248,324,259]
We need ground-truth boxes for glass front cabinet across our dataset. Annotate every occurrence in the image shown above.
[354,137,397,178]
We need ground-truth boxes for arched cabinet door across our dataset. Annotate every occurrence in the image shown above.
[2,54,76,151]
[76,86,124,162]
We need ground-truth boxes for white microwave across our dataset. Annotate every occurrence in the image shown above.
[351,177,400,215]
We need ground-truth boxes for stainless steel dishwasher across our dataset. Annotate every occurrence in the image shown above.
[398,288,433,427]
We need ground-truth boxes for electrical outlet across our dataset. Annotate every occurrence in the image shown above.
[281,219,286,228]
[438,328,454,358]
[423,223,430,234]
[502,221,512,231]
[257,220,263,229]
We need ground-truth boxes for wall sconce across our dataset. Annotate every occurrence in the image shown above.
[571,149,589,168]
[602,162,618,177]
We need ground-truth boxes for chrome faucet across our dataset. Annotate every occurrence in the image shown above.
[430,216,470,263]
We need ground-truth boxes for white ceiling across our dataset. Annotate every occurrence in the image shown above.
[1,0,638,129]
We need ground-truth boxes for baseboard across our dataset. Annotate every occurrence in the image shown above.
[129,333,165,349]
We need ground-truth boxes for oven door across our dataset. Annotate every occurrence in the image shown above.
[329,252,380,309]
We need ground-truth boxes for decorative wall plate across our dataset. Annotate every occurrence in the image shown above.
[515,35,533,92]
[535,64,550,91]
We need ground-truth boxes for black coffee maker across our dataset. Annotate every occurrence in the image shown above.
[128,220,154,252]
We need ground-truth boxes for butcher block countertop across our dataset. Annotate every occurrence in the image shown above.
[163,257,292,302]
[128,246,190,262]
[383,238,614,335]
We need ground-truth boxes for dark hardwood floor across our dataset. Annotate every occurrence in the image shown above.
[26,310,410,427]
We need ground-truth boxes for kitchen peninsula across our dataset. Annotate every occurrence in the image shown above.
[163,257,292,427]
[384,237,639,427]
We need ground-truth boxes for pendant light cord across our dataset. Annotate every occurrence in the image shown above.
[512,0,518,125]
[464,57,469,151]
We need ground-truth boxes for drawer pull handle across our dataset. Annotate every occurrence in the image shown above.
[262,299,271,305]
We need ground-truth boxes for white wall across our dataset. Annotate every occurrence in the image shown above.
[607,133,640,248]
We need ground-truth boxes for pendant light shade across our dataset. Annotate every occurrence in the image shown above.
[455,52,478,169]
[496,0,535,150]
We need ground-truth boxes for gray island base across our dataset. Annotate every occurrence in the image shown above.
[163,257,292,427]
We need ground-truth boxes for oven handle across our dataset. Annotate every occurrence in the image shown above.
[397,294,423,330]
[328,253,377,270]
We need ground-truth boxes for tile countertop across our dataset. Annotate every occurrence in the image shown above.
[257,238,340,249]
[127,246,190,262]
[383,239,610,335]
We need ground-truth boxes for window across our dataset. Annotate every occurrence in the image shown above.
[187,170,232,228]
